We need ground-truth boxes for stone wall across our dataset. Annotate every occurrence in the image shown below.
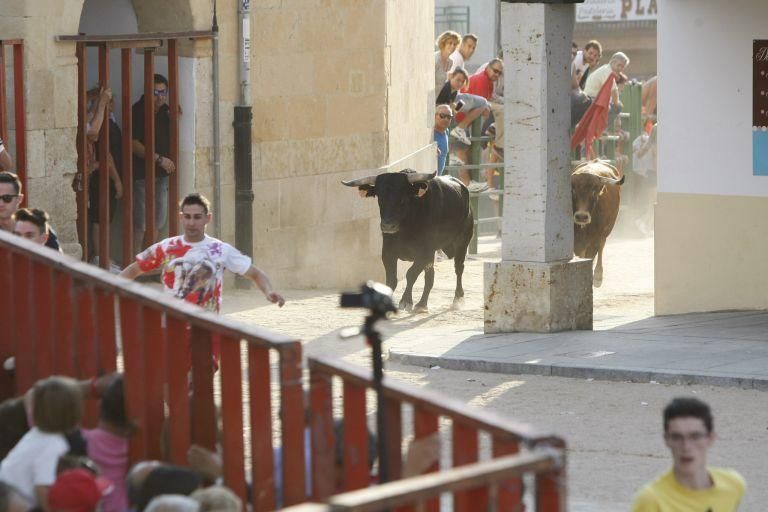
[0,0,86,254]
[249,0,434,289]
[2,0,434,289]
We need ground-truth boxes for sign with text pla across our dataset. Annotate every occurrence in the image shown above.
[576,0,658,22]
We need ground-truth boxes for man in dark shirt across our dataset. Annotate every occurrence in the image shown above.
[132,74,176,252]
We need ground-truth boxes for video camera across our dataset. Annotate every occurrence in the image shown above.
[340,281,397,316]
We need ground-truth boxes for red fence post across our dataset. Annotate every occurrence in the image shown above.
[0,43,7,142]
[280,344,307,506]
[97,43,111,269]
[165,315,191,466]
[248,345,275,512]
[219,334,246,501]
[76,42,89,260]
[75,281,99,426]
[120,298,148,463]
[342,380,368,492]
[13,42,26,201]
[536,441,567,512]
[143,307,167,460]
[13,254,34,394]
[167,39,179,236]
[384,396,403,482]
[493,438,523,512]
[32,262,54,378]
[0,247,14,399]
[190,326,216,450]
[95,288,117,375]
[414,407,439,512]
[121,48,134,263]
[452,422,487,512]
[53,272,77,377]
[310,366,335,501]
[142,49,156,248]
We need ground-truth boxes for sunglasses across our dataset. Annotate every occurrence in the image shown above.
[437,113,453,120]
[153,89,168,96]
[0,194,19,204]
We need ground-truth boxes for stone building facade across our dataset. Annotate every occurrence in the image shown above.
[0,0,434,288]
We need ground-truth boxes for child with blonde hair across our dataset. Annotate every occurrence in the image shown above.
[0,376,83,509]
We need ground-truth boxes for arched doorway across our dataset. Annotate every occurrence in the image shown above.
[76,0,214,266]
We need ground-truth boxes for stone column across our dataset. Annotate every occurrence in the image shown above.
[484,3,592,333]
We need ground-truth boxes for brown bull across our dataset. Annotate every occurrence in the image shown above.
[571,160,624,287]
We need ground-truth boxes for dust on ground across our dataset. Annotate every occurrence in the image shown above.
[223,234,766,511]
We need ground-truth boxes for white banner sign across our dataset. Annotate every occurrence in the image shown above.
[576,0,658,23]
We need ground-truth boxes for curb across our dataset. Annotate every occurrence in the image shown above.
[388,350,768,391]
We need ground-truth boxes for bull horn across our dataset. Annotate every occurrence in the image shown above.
[341,175,377,187]
[405,171,436,184]
[600,175,625,186]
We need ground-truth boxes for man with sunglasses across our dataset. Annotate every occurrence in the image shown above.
[631,397,746,511]
[434,105,453,175]
[132,73,176,253]
[0,172,60,251]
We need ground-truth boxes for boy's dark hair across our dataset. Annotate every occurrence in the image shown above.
[101,375,133,433]
[153,74,169,87]
[13,208,49,235]
[180,193,212,215]
[450,67,469,81]
[138,466,201,511]
[663,397,714,433]
[0,171,21,194]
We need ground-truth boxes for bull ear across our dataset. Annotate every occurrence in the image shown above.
[358,185,376,198]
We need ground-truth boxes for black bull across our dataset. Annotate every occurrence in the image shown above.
[342,170,474,312]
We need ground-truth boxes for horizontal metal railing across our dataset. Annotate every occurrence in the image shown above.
[0,230,306,509]
[307,355,566,511]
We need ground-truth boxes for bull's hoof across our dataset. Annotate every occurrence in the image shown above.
[399,298,413,312]
[412,304,429,314]
[451,297,465,310]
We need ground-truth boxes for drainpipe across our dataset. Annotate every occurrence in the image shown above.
[212,1,222,237]
[234,0,254,288]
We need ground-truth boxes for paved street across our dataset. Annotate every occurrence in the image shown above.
[225,235,767,511]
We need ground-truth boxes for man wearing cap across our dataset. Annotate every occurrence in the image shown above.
[47,469,112,512]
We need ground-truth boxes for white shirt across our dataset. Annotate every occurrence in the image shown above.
[571,50,590,77]
[584,63,618,98]
[448,49,465,73]
[0,427,69,504]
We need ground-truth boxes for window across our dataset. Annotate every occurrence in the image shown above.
[435,6,470,37]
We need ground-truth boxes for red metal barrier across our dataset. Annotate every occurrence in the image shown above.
[0,40,27,203]
[283,449,563,512]
[308,355,567,512]
[0,230,305,508]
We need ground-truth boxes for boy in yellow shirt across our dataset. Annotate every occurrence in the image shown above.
[632,397,745,511]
